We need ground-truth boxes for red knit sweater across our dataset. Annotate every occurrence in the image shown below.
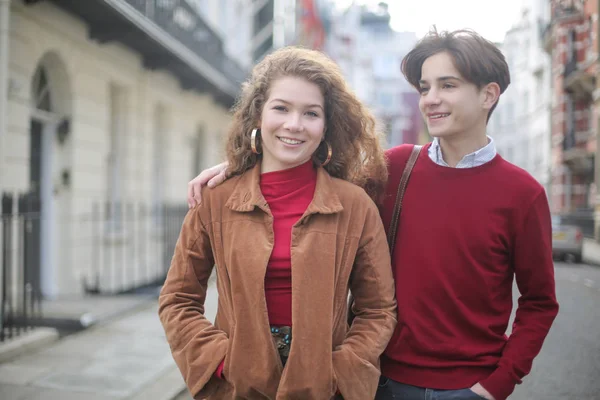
[380,144,559,400]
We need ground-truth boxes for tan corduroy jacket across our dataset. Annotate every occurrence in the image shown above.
[158,164,397,400]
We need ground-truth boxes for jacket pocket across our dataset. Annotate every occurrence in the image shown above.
[331,365,339,397]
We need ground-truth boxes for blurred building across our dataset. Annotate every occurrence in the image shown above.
[491,1,553,194]
[543,0,597,236]
[188,0,255,68]
[191,0,309,63]
[242,0,299,62]
[0,0,248,299]
[326,2,419,147]
[296,0,330,51]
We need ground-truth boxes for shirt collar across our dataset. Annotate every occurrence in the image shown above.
[429,136,496,168]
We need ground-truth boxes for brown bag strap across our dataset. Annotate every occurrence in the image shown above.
[387,145,422,255]
[347,144,422,326]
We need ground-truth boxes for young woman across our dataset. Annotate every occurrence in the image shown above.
[158,47,396,400]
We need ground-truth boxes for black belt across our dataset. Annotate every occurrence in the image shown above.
[270,325,292,358]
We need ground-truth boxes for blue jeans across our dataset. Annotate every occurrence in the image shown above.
[375,376,486,400]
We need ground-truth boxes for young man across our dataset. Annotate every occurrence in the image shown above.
[185,30,559,400]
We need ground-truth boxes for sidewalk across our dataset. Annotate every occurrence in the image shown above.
[0,285,218,400]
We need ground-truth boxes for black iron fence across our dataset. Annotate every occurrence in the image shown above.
[0,192,188,343]
[1,193,43,343]
[81,201,188,295]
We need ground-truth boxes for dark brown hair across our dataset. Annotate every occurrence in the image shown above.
[402,29,510,121]
[225,46,388,202]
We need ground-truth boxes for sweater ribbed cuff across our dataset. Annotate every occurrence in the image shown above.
[479,367,517,400]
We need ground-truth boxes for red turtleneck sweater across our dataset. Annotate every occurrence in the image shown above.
[260,160,317,326]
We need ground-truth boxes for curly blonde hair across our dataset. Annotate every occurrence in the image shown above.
[225,46,388,202]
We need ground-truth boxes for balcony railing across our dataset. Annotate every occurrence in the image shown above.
[564,58,578,79]
[563,57,595,98]
[563,128,577,151]
[39,0,248,105]
[562,126,594,175]
[123,0,247,86]
[553,0,584,19]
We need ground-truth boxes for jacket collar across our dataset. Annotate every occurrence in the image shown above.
[226,163,343,215]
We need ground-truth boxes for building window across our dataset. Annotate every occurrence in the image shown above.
[152,104,167,228]
[567,29,577,62]
[32,66,52,112]
[191,125,206,179]
[106,84,126,233]
[565,94,575,149]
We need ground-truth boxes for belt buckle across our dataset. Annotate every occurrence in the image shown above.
[270,326,292,357]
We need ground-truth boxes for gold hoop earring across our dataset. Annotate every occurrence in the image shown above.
[321,141,332,167]
[251,128,261,154]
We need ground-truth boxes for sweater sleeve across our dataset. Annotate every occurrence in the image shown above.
[158,206,229,398]
[480,190,559,400]
[333,200,398,400]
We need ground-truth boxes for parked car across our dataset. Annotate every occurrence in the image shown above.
[552,215,583,263]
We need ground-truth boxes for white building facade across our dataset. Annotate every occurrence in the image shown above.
[491,1,553,193]
[1,0,247,299]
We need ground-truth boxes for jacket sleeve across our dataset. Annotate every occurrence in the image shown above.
[480,190,559,400]
[333,200,398,400]
[158,206,229,398]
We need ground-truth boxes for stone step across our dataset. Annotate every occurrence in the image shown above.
[0,327,59,363]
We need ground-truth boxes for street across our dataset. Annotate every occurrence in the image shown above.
[511,262,600,400]
[1,262,598,400]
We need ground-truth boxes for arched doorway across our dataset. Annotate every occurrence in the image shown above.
[27,52,71,298]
